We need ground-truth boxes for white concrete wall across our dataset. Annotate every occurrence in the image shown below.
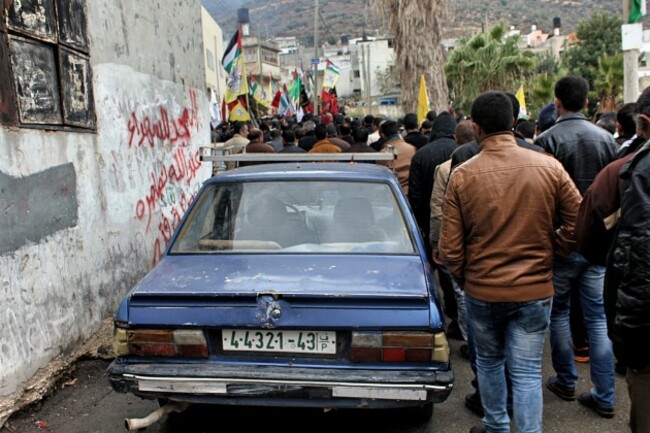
[0,0,210,412]
[202,6,226,100]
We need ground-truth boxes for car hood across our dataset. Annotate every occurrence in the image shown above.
[131,254,429,299]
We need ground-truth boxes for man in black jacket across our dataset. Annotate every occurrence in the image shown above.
[534,76,618,418]
[607,88,650,432]
[408,111,458,330]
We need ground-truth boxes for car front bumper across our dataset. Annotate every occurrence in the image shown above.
[108,362,454,408]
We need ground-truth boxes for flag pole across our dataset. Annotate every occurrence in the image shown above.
[314,0,320,115]
[239,25,254,124]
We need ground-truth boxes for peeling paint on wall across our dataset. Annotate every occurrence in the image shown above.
[0,163,78,255]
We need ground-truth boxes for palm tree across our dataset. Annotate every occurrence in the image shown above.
[592,53,623,112]
[374,0,449,112]
[446,25,536,113]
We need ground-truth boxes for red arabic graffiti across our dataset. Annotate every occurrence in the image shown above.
[127,89,200,148]
[134,148,202,232]
[150,191,195,266]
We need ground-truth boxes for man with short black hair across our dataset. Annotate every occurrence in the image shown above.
[440,91,580,433]
[403,112,428,149]
[617,102,645,157]
[535,76,618,418]
[309,125,342,153]
[377,120,415,194]
[278,130,306,154]
[345,127,377,160]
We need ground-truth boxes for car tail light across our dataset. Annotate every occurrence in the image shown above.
[112,325,208,358]
[350,331,449,364]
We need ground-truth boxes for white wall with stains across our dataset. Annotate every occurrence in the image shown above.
[0,0,210,420]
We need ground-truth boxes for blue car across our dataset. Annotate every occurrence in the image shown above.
[108,162,453,422]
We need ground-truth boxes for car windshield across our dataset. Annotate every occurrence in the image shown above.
[170,180,416,254]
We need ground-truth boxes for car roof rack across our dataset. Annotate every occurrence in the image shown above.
[199,145,398,171]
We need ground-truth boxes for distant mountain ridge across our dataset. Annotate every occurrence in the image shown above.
[203,0,624,44]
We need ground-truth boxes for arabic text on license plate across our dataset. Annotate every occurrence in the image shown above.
[222,330,336,354]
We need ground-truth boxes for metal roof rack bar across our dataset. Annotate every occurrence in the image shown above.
[199,145,398,163]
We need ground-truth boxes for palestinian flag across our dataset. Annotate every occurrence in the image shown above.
[223,29,248,103]
[322,60,340,89]
[222,29,242,74]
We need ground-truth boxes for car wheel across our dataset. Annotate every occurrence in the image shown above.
[404,402,434,423]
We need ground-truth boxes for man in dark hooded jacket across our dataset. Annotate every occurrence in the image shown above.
[408,111,459,328]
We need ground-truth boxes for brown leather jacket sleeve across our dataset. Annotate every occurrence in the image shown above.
[554,168,581,258]
[439,173,465,283]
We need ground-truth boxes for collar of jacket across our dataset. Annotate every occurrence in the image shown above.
[555,112,588,124]
[385,135,404,145]
[479,131,516,150]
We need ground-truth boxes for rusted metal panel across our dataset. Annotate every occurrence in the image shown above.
[59,47,95,129]
[8,35,62,124]
[0,32,18,125]
[55,0,88,53]
[6,0,57,43]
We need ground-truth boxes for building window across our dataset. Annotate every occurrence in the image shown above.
[0,0,95,130]
[206,49,215,71]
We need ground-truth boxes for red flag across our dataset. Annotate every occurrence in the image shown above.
[220,97,227,123]
[271,90,282,108]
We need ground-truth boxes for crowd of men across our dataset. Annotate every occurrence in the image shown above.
[211,76,650,433]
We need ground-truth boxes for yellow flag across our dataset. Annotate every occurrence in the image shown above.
[515,85,527,119]
[228,100,251,122]
[225,54,249,103]
[417,74,430,126]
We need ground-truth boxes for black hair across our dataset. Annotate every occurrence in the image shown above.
[470,92,514,134]
[315,124,328,140]
[380,120,398,136]
[282,129,296,144]
[426,110,437,122]
[516,120,536,139]
[352,127,369,143]
[637,87,650,115]
[339,123,352,135]
[596,112,617,135]
[403,113,419,130]
[233,121,247,134]
[555,76,589,112]
[617,103,638,136]
[363,114,375,126]
[421,119,432,130]
[505,93,520,120]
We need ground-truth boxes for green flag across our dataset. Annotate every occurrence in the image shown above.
[630,0,646,23]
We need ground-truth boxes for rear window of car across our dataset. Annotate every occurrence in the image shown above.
[170,181,416,254]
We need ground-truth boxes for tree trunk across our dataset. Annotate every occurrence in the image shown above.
[375,0,449,113]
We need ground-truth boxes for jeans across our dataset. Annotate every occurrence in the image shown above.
[549,252,615,408]
[467,295,552,433]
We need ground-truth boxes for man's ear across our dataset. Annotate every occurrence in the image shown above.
[555,97,562,111]
[472,122,482,139]
[584,98,589,110]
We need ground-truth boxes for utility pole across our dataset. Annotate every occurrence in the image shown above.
[314,0,320,114]
[622,0,641,102]
[366,43,372,114]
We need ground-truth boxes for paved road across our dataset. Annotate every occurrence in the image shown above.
[1,339,631,433]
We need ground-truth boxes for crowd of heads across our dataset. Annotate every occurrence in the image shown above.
[213,75,647,152]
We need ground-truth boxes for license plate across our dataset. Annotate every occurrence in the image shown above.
[222,330,336,354]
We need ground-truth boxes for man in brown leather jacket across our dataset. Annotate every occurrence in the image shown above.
[439,91,580,433]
